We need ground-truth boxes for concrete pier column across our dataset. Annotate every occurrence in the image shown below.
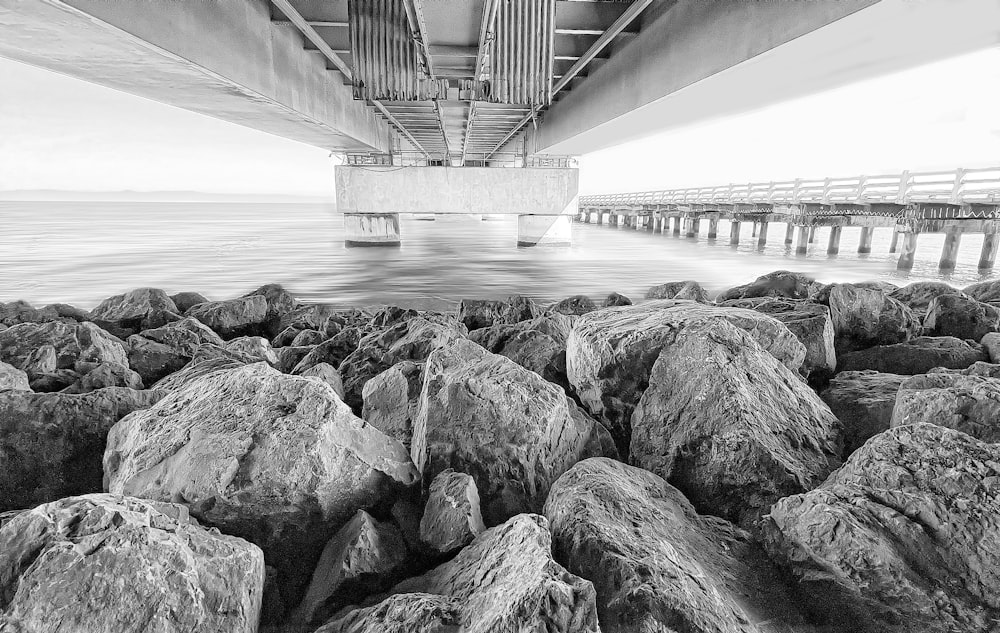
[596,211,603,225]
[784,223,795,244]
[344,213,401,247]
[889,227,900,253]
[796,226,809,255]
[517,215,572,247]
[672,217,681,236]
[708,218,719,239]
[730,221,741,245]
[897,231,919,270]
[858,226,874,253]
[687,218,700,238]
[751,222,759,237]
[827,226,843,255]
[808,226,817,243]
[980,232,999,270]
[757,221,769,247]
[939,227,963,271]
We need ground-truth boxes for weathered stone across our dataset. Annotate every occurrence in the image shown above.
[0,387,162,511]
[169,290,209,313]
[827,283,920,355]
[888,281,965,318]
[0,360,30,391]
[185,295,269,339]
[716,270,821,301]
[413,339,615,525]
[838,335,986,374]
[891,372,1000,442]
[302,362,346,398]
[104,362,419,614]
[225,335,278,365]
[821,370,907,456]
[601,291,631,307]
[567,300,805,454]
[469,313,573,390]
[272,325,304,347]
[812,280,900,305]
[292,327,364,374]
[630,319,841,528]
[0,320,127,376]
[545,458,811,633]
[930,360,1000,378]
[0,493,264,633]
[327,514,598,633]
[91,287,178,322]
[549,294,596,315]
[419,469,485,555]
[963,278,1000,306]
[28,369,79,393]
[981,332,1000,363]
[923,293,1000,340]
[456,295,540,331]
[276,344,314,373]
[762,424,1000,633]
[242,283,299,336]
[645,280,710,302]
[369,305,419,329]
[126,316,225,384]
[22,343,56,375]
[63,361,143,393]
[293,510,408,626]
[292,328,326,347]
[0,300,94,327]
[361,360,423,448]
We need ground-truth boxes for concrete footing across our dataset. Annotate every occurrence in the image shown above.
[344,213,400,247]
[517,215,572,246]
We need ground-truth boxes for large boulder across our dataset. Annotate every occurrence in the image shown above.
[419,469,486,555]
[567,300,805,454]
[104,362,419,614]
[827,283,920,355]
[0,494,264,633]
[413,339,612,525]
[0,360,30,391]
[469,313,573,390]
[301,362,346,399]
[291,327,365,375]
[126,317,225,384]
[361,360,424,448]
[0,320,127,377]
[549,294,596,316]
[821,370,907,456]
[150,348,250,393]
[225,335,278,365]
[645,280,710,302]
[889,281,965,318]
[91,287,178,322]
[62,361,144,393]
[601,292,631,307]
[762,424,1000,633]
[838,335,986,374]
[0,300,93,326]
[169,290,209,313]
[242,283,299,337]
[963,279,1000,306]
[0,387,162,511]
[716,270,821,301]
[981,332,1000,363]
[456,295,541,331]
[922,293,1000,340]
[185,295,269,339]
[630,319,841,529]
[323,514,599,633]
[545,458,811,633]
[891,372,1000,442]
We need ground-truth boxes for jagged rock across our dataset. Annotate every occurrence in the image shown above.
[838,335,986,374]
[812,280,900,305]
[922,293,1000,340]
[545,458,811,633]
[645,280,710,302]
[716,270,821,301]
[419,469,485,555]
[0,493,264,633]
[185,295,269,339]
[762,424,1000,633]
[469,313,573,390]
[292,328,326,346]
[242,283,299,336]
[821,370,906,456]
[63,361,143,393]
[292,327,364,375]
[276,345,314,373]
[982,332,1000,363]
[104,362,419,615]
[891,373,1000,442]
[302,362,346,398]
[169,290,209,313]
[0,360,30,391]
[362,360,423,448]
[91,287,178,322]
[827,283,920,355]
[22,344,56,375]
[567,300,805,454]
[28,369,79,393]
[930,360,1000,378]
[151,353,246,392]
[630,319,841,528]
[549,294,596,315]
[0,300,93,326]
[601,292,631,307]
[272,325,304,347]
[278,304,354,336]
[413,339,615,525]
[225,335,278,364]
[339,318,465,411]
[369,306,419,329]
[0,321,127,377]
[126,316,225,384]
[718,297,836,377]
[456,295,540,331]
[0,387,162,511]
[963,278,1000,306]
[293,510,408,626]
[889,281,965,318]
[326,514,598,633]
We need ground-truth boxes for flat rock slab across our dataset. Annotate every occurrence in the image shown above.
[838,335,986,374]
[361,360,424,448]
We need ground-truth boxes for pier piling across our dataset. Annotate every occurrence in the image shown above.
[827,226,842,255]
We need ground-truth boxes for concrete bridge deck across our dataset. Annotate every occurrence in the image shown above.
[578,167,1000,271]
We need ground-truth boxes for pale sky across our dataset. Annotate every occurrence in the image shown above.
[0,45,998,197]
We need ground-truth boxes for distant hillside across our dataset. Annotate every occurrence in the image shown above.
[0,190,336,204]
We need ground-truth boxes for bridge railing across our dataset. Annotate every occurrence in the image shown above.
[580,166,1000,208]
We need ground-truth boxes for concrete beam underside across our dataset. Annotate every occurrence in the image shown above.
[0,0,389,151]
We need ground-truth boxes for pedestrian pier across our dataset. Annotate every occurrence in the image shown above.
[578,167,1000,271]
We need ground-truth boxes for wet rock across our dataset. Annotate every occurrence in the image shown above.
[0,387,162,511]
[549,294,597,315]
[225,335,278,364]
[601,291,631,307]
[821,370,907,456]
[645,280,710,302]
[838,335,987,374]
[567,300,805,454]
[469,313,573,390]
[888,281,965,318]
[419,469,485,555]
[185,295,269,339]
[292,328,326,347]
[104,362,419,614]
[0,321,127,377]
[292,327,364,375]
[413,339,615,525]
[276,344,314,374]
[827,283,920,354]
[922,293,1000,340]
[362,360,424,448]
[0,300,93,326]
[126,316,225,384]
[630,319,841,528]
[0,360,30,391]
[293,510,408,626]
[63,361,143,393]
[0,493,264,633]
[545,458,811,633]
[91,287,178,322]
[963,278,1000,306]
[302,362,346,399]
[456,295,540,331]
[326,514,598,633]
[762,423,1000,633]
[891,372,1000,442]
[716,270,821,301]
[169,290,209,313]
[242,283,299,336]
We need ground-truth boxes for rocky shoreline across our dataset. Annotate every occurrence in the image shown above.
[2,271,1000,632]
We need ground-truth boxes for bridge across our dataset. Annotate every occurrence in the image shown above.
[2,0,997,245]
[579,167,1000,271]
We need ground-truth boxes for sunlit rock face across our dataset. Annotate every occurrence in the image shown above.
[826,283,920,355]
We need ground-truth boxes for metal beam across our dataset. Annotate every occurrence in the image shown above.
[402,0,451,156]
[461,0,499,165]
[269,0,353,79]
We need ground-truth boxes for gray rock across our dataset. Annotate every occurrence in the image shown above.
[923,293,1000,340]
[419,469,486,555]
[838,335,986,374]
[150,350,249,393]
[645,280,710,302]
[889,281,965,318]
[630,318,841,529]
[276,344,314,373]
[315,593,461,633]
[549,294,597,315]
[456,295,541,331]
[301,361,345,399]
[981,332,1000,363]
[28,368,79,393]
[0,320,127,376]
[292,327,364,375]
[185,295,269,339]
[716,270,821,301]
[545,457,811,633]
[91,287,179,322]
[22,343,56,375]
[601,291,631,307]
[762,423,1000,633]
[891,372,1000,442]
[827,283,920,355]
[63,361,143,393]
[468,313,574,390]
[963,278,1000,306]
[225,335,278,364]
[930,360,1000,378]
[0,493,264,633]
[821,370,907,456]
[242,283,299,336]
[361,360,424,448]
[125,316,225,384]
[169,290,209,313]
[292,328,326,347]
[0,360,30,391]
[0,300,93,326]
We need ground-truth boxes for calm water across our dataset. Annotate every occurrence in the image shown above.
[1,201,996,311]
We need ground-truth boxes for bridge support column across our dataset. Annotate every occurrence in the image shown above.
[980,232,999,270]
[827,226,843,255]
[730,221,741,245]
[897,231,919,270]
[344,213,401,247]
[708,218,719,239]
[757,222,769,247]
[784,223,795,244]
[687,218,700,238]
[808,226,817,243]
[889,227,900,253]
[939,227,963,271]
[858,227,874,254]
[796,226,809,255]
[596,211,603,225]
[751,222,759,238]
[517,215,572,247]
[672,217,681,236]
